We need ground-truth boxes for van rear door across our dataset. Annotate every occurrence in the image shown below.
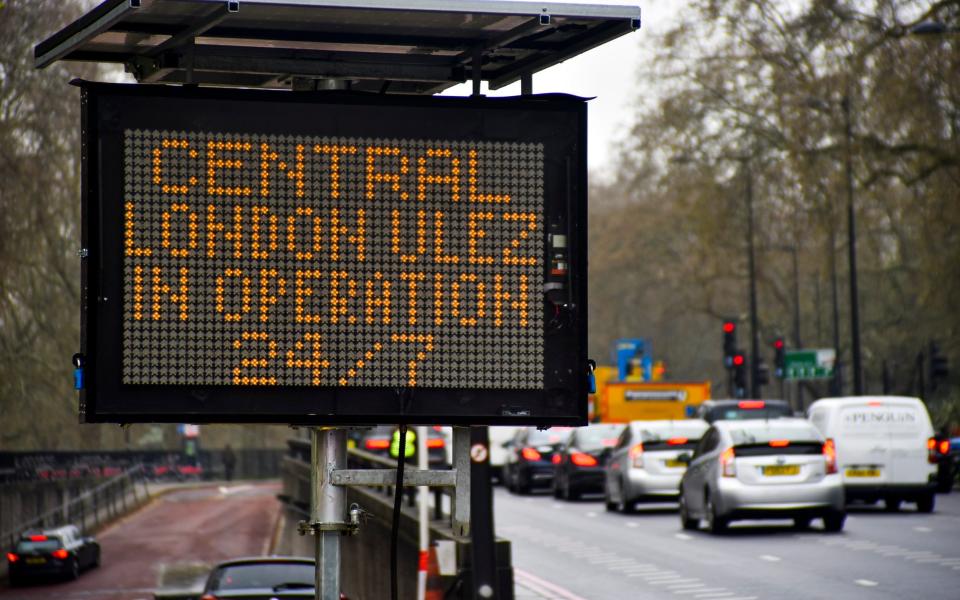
[837,401,895,485]
[878,400,933,485]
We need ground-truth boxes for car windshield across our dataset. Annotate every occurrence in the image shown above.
[575,425,623,450]
[16,539,62,553]
[526,427,572,446]
[211,562,315,591]
[729,425,820,446]
[637,422,708,442]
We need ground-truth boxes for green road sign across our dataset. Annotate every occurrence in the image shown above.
[785,349,836,380]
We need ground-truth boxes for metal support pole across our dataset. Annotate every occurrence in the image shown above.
[520,73,532,96]
[472,47,483,96]
[416,426,429,600]
[843,93,863,395]
[470,426,498,599]
[311,428,347,600]
[791,246,803,408]
[829,227,842,396]
[745,161,761,399]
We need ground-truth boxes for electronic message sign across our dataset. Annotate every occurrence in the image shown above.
[77,82,586,425]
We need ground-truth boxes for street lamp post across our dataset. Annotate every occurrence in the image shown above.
[842,94,864,395]
[744,160,761,399]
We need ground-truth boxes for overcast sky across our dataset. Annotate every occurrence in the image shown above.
[442,1,685,180]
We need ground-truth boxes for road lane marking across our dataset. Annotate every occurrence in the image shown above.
[514,568,591,600]
[627,522,639,528]
[674,588,726,595]
[694,593,736,599]
[552,503,565,509]
[675,533,693,540]
[585,511,598,518]
[913,526,931,532]
[855,579,879,587]
[666,582,706,589]
[759,554,781,562]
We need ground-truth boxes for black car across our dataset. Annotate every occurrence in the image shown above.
[199,557,315,599]
[354,425,448,467]
[503,427,572,494]
[696,399,793,423]
[552,423,625,500]
[7,525,100,585]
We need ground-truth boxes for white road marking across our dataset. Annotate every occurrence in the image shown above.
[759,554,781,562]
[626,522,640,528]
[675,588,726,595]
[666,582,706,589]
[552,503,565,509]
[585,511,598,518]
[675,533,693,541]
[694,593,736,599]
[913,526,931,532]
[855,579,879,587]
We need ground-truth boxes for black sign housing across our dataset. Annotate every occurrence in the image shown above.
[78,82,587,425]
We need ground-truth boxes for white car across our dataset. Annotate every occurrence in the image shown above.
[604,419,709,513]
[808,396,937,512]
[678,418,845,533]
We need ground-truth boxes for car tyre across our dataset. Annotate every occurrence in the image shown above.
[68,557,80,580]
[793,517,812,530]
[823,511,846,533]
[884,498,902,512]
[564,480,580,501]
[705,492,727,535]
[679,495,699,531]
[916,493,935,514]
[93,547,101,568]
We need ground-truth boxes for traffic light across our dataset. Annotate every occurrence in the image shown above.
[773,337,786,378]
[756,357,770,386]
[930,342,948,387]
[723,320,737,368]
[732,351,747,392]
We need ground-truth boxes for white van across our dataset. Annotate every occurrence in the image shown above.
[807,396,937,512]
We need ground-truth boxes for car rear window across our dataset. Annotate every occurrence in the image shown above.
[839,405,924,437]
[575,425,623,450]
[637,423,708,450]
[729,426,821,447]
[212,563,314,591]
[527,428,572,446]
[707,404,792,422]
[16,539,62,553]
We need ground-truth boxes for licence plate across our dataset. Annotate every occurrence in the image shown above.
[664,459,685,468]
[762,465,800,476]
[26,557,46,565]
[846,468,880,477]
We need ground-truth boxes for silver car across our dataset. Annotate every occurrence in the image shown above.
[678,418,845,533]
[604,419,710,513]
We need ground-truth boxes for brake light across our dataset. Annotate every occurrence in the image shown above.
[629,443,644,468]
[939,439,950,455]
[868,400,882,407]
[426,438,445,449]
[30,535,48,542]
[769,439,790,447]
[738,400,765,409]
[521,447,542,461]
[570,452,598,467]
[667,437,688,445]
[823,439,837,474]
[52,549,69,560]
[200,595,219,600]
[552,454,561,465]
[720,447,736,477]
[6,553,18,563]
[364,439,390,450]
[928,438,939,464]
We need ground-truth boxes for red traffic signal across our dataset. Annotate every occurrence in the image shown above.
[774,338,784,350]
[723,321,736,334]
[732,354,745,366]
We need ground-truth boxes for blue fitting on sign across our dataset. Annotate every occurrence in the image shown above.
[74,368,84,390]
[588,371,596,394]
[685,406,696,418]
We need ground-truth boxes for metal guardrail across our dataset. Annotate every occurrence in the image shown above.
[1,465,150,551]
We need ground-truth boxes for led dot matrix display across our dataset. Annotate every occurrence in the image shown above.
[124,131,544,389]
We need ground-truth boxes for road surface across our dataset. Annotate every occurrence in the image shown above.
[1,482,281,600]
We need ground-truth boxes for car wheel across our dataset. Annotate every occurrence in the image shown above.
[705,492,727,535]
[8,574,21,588]
[884,497,902,512]
[564,480,580,501]
[93,548,101,568]
[793,517,812,530]
[679,494,699,531]
[916,493,935,514]
[68,558,80,580]
[553,480,562,499]
[823,511,846,533]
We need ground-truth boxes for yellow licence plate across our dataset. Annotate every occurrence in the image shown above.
[846,468,880,477]
[664,459,685,468]
[762,465,800,476]
[26,557,46,565]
